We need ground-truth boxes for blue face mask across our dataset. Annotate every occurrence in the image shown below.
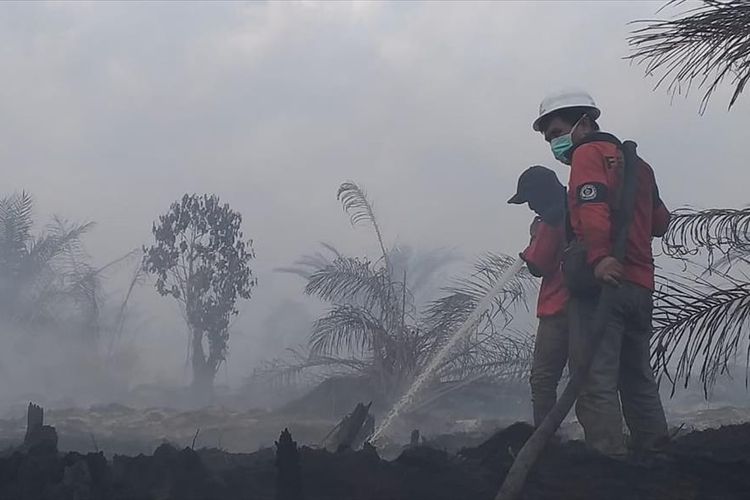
[550,134,573,165]
[549,116,584,165]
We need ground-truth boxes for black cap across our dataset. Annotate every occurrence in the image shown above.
[507,165,561,204]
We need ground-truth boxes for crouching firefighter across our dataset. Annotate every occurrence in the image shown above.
[532,89,671,456]
[508,165,569,428]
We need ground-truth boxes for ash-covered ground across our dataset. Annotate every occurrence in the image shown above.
[4,413,750,500]
[1,378,750,500]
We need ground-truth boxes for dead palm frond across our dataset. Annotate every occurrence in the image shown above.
[628,0,750,112]
[653,271,750,395]
[106,249,148,356]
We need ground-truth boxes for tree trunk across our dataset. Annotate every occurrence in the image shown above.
[322,402,372,452]
[191,329,215,406]
[276,428,303,500]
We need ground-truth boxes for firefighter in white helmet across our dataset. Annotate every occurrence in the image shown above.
[532,89,670,457]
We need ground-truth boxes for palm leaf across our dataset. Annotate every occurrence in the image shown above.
[628,0,750,112]
[305,256,396,317]
[0,191,33,239]
[302,354,370,374]
[0,191,34,269]
[660,207,750,266]
[49,217,95,260]
[67,270,101,336]
[425,253,535,337]
[710,248,750,274]
[652,271,750,395]
[388,245,461,299]
[249,348,313,387]
[419,253,534,389]
[309,304,386,357]
[337,182,391,270]
[275,242,342,279]
[435,329,534,382]
[0,191,108,340]
[26,220,95,275]
[107,251,148,355]
[250,347,371,387]
[276,182,538,400]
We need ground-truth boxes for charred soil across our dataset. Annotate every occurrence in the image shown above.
[1,422,749,500]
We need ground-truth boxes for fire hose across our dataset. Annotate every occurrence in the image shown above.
[495,140,640,500]
[373,140,641,500]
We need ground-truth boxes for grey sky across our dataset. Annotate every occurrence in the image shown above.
[0,1,747,386]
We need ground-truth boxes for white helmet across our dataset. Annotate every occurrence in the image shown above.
[533,89,600,132]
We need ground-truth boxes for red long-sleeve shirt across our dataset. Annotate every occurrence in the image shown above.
[567,134,670,291]
[521,220,568,318]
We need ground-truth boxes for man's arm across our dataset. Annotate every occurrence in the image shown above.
[521,220,562,278]
[651,174,670,237]
[569,145,612,266]
[652,202,670,237]
[521,218,543,277]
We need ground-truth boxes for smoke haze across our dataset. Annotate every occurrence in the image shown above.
[0,1,746,407]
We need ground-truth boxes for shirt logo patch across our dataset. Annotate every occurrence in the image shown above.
[579,184,598,201]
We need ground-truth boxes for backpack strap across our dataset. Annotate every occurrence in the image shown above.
[613,140,640,260]
[562,133,641,255]
[569,132,622,155]
[563,192,575,244]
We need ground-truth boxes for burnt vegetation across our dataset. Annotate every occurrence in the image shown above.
[3,408,750,500]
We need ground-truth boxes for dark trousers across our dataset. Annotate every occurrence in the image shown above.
[569,282,668,455]
[530,312,569,427]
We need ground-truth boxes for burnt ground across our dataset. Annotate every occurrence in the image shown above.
[1,421,750,500]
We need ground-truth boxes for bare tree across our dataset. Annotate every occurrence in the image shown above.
[629,0,750,112]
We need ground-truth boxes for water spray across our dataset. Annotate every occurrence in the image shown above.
[369,256,524,444]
